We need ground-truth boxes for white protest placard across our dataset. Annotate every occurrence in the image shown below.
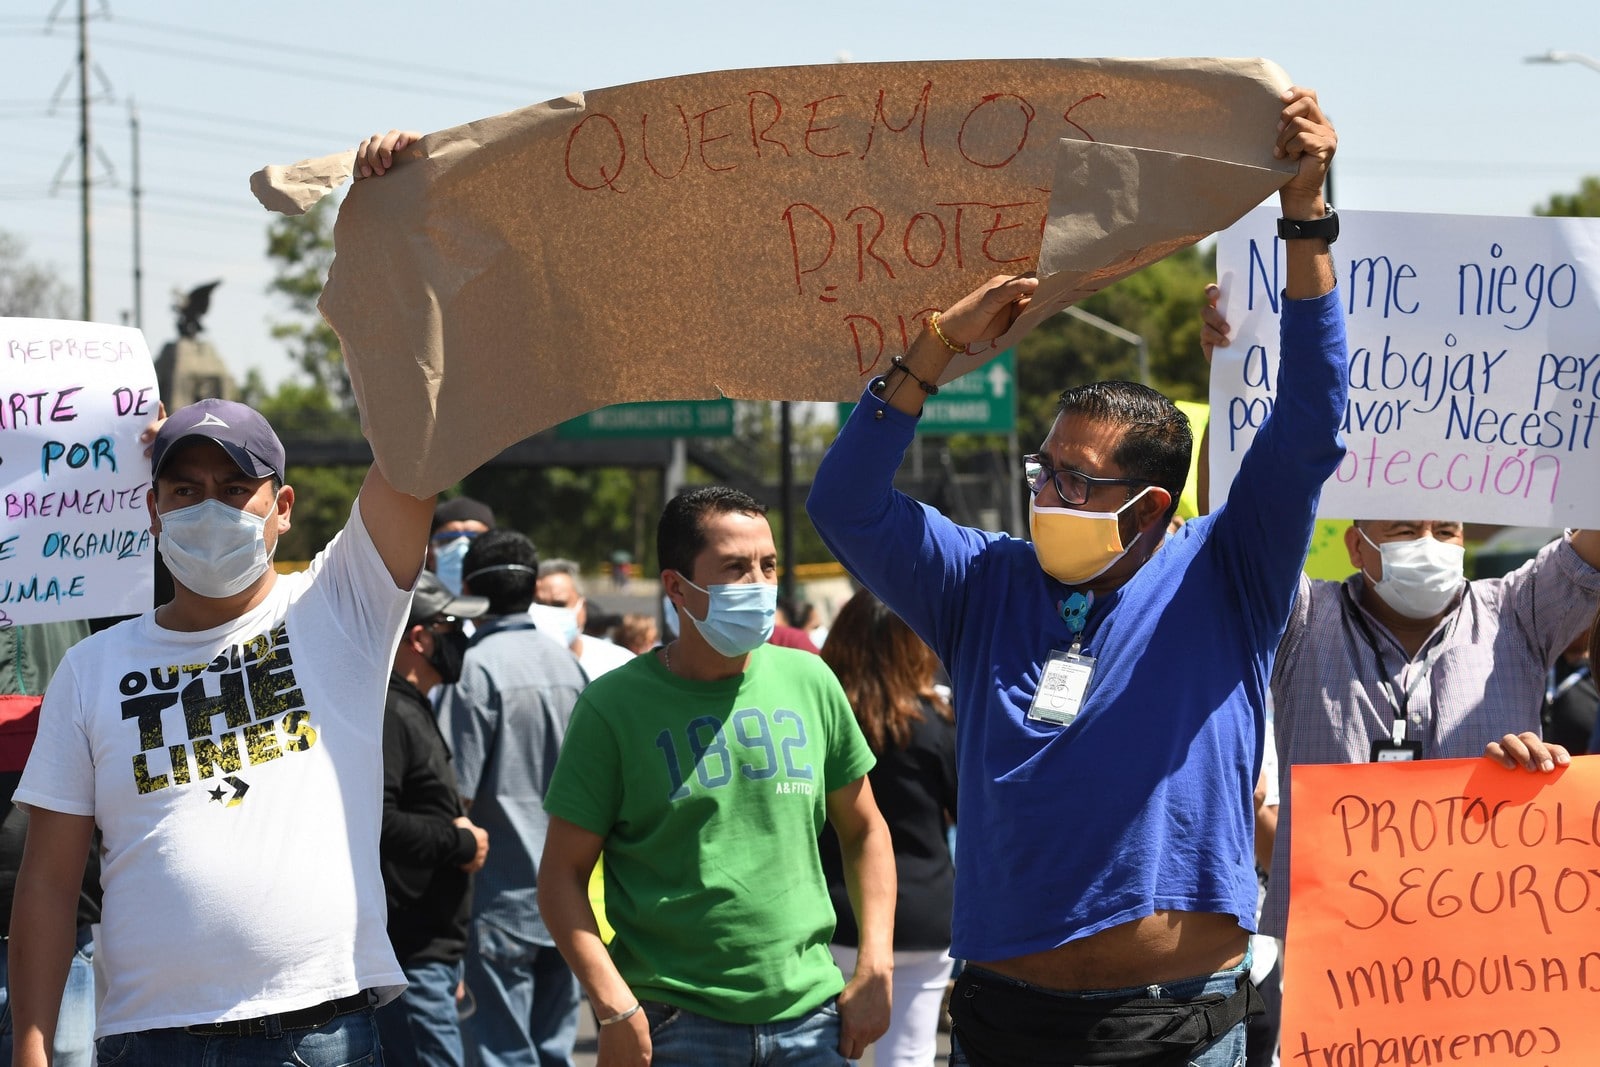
[1212,207,1600,528]
[2,318,159,625]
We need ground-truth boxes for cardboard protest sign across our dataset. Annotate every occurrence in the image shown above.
[1213,207,1600,528]
[1,318,158,625]
[256,58,1297,496]
[1283,758,1600,1067]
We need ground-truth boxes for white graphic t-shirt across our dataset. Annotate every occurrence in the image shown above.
[16,500,413,1037]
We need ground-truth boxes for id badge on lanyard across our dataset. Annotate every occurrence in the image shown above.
[1028,591,1097,728]
[1370,716,1422,763]
[1345,586,1451,765]
[1027,648,1096,727]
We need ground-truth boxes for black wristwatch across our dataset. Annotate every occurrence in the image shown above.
[1277,207,1338,244]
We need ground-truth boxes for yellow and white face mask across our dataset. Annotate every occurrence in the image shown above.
[1029,486,1153,585]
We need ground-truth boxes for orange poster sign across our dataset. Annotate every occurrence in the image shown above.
[1284,757,1600,1067]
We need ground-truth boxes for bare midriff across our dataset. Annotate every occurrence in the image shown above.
[976,910,1247,991]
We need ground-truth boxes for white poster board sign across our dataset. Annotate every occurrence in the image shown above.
[1212,207,1600,528]
[2,318,159,626]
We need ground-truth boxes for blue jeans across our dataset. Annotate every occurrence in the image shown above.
[0,925,96,1067]
[460,922,578,1067]
[378,959,465,1067]
[92,1006,383,1066]
[949,959,1249,1067]
[641,999,848,1067]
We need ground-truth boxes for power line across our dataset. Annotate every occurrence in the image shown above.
[87,32,539,106]
[139,102,348,144]
[138,122,348,154]
[142,186,278,214]
[108,14,567,96]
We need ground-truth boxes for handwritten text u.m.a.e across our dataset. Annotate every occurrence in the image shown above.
[2,318,158,627]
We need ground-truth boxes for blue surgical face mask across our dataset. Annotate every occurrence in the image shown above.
[434,536,471,595]
[158,497,276,600]
[677,575,778,657]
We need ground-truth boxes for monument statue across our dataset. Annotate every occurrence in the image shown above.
[174,280,221,339]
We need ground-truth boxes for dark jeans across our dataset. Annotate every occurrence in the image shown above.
[641,998,848,1067]
[460,922,578,1067]
[378,959,465,1067]
[1244,952,1282,1067]
[93,1005,382,1066]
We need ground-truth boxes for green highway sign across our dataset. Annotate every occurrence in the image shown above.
[557,398,735,439]
[838,349,1016,435]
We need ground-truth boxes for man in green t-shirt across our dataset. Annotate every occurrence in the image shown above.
[539,487,894,1066]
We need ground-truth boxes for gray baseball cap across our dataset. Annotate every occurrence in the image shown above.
[409,570,490,625]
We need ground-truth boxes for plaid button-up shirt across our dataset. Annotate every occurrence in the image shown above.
[1261,533,1600,938]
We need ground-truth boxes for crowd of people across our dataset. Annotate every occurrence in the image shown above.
[1,84,1598,1067]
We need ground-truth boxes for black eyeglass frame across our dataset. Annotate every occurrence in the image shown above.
[1022,454,1148,506]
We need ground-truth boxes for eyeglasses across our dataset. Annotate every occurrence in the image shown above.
[1022,454,1147,506]
[430,530,482,545]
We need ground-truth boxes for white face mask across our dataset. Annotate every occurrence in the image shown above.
[158,498,276,600]
[529,602,581,647]
[1359,530,1465,620]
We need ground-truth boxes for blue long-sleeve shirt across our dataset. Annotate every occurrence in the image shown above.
[807,291,1349,962]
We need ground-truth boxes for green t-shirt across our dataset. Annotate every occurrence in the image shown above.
[544,644,875,1024]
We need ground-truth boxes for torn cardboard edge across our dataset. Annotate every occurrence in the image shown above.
[251,58,1296,496]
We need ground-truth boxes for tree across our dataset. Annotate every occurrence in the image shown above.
[265,198,355,413]
[1014,243,1215,450]
[0,231,75,318]
[458,464,649,573]
[1535,176,1600,217]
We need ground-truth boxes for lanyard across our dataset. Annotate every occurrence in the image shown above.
[1057,591,1095,655]
[1549,664,1592,704]
[1339,585,1459,745]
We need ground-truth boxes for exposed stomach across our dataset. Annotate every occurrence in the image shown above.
[975,910,1247,990]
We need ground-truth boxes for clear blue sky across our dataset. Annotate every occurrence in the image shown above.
[4,0,1597,388]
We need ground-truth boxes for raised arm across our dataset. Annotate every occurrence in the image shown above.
[880,274,1038,417]
[1275,87,1336,300]
[356,465,434,590]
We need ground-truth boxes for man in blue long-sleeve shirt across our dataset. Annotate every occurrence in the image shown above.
[807,87,1343,1067]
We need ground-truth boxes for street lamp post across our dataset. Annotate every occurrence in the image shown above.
[1525,51,1600,74]
[1061,305,1150,385]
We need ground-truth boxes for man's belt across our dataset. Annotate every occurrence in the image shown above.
[183,990,375,1038]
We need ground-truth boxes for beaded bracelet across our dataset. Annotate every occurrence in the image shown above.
[928,311,965,354]
[598,1003,642,1027]
[890,355,939,395]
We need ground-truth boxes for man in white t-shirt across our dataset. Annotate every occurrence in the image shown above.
[8,133,435,1067]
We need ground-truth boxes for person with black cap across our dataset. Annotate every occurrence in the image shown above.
[8,344,436,1066]
[377,571,491,1067]
[429,497,496,596]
